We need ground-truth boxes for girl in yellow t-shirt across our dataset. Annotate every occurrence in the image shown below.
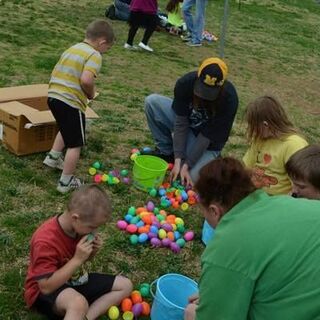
[243,95,308,195]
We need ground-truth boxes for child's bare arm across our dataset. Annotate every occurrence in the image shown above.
[80,70,95,100]
[37,236,93,295]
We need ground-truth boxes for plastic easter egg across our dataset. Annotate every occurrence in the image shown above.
[158,188,166,196]
[122,311,134,320]
[149,188,157,197]
[131,291,143,304]
[88,167,96,175]
[94,174,102,183]
[158,229,167,239]
[167,231,175,241]
[142,146,152,153]
[181,191,188,201]
[130,153,138,161]
[127,206,136,215]
[150,237,162,247]
[92,161,101,169]
[124,214,133,223]
[101,174,108,182]
[146,201,155,212]
[126,224,138,234]
[176,223,185,233]
[167,163,174,170]
[122,177,130,184]
[150,225,159,234]
[112,177,120,184]
[136,220,145,228]
[156,214,165,222]
[161,238,171,247]
[107,305,119,320]
[121,298,133,312]
[120,169,129,177]
[132,303,143,317]
[162,223,173,232]
[170,241,181,253]
[174,231,181,240]
[141,301,151,316]
[130,216,141,225]
[131,148,139,154]
[184,231,195,241]
[147,232,157,239]
[138,233,148,243]
[139,283,150,297]
[176,238,186,248]
[129,234,139,245]
[116,220,128,230]
[175,217,184,225]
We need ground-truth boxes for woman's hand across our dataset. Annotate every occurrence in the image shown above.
[170,159,181,182]
[180,163,193,187]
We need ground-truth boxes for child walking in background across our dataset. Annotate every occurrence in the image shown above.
[285,144,320,199]
[243,95,308,195]
[43,20,115,193]
[124,0,158,52]
[24,184,133,320]
[165,0,186,35]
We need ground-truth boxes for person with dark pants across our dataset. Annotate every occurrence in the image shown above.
[115,0,131,21]
[124,0,158,52]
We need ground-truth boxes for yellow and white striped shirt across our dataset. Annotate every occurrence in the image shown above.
[48,42,102,113]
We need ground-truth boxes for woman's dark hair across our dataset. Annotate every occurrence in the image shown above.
[195,157,256,211]
[166,0,181,13]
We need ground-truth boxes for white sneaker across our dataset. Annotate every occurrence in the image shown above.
[57,176,82,193]
[43,154,64,170]
[124,43,138,50]
[138,42,153,52]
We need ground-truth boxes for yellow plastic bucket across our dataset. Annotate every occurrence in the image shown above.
[133,155,168,192]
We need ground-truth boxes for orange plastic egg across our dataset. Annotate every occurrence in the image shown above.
[121,298,133,312]
[131,290,143,304]
[141,301,151,316]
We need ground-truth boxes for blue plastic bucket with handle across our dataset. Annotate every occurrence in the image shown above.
[150,273,198,320]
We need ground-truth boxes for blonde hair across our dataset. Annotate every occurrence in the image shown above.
[67,184,112,221]
[245,95,297,141]
[85,19,115,43]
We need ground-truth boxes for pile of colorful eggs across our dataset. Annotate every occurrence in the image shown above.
[88,161,130,185]
[107,286,151,320]
[117,201,195,253]
[148,181,198,211]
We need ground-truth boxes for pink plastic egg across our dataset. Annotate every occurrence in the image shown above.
[146,201,155,212]
[184,231,195,241]
[126,224,138,234]
[116,220,128,230]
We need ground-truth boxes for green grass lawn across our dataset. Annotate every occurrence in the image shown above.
[0,0,319,318]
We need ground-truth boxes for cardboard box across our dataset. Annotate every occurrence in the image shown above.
[0,84,99,156]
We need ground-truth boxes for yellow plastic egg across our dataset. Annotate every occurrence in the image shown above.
[130,153,138,161]
[123,311,134,320]
[158,229,167,239]
[108,305,120,319]
[88,167,97,175]
[101,174,109,182]
[175,217,184,225]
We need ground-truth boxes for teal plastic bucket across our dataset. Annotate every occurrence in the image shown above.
[150,273,198,320]
[133,155,168,192]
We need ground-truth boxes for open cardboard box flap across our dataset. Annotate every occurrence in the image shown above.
[0,101,99,126]
[0,84,48,102]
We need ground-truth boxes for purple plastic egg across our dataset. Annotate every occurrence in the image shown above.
[162,223,173,232]
[122,177,130,184]
[170,242,181,253]
[150,237,162,247]
[116,220,128,230]
[161,238,172,247]
[146,201,155,212]
[147,232,158,239]
[184,231,195,241]
[152,221,161,228]
[132,303,143,316]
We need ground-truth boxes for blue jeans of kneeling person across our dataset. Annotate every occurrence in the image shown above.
[145,93,218,244]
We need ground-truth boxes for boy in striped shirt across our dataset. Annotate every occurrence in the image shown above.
[43,20,115,193]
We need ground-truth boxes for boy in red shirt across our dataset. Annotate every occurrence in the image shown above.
[24,185,132,319]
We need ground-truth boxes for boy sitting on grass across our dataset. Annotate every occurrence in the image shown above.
[285,144,320,200]
[24,184,132,320]
[43,19,115,193]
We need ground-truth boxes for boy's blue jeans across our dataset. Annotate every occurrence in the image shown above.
[182,0,208,44]
[145,93,219,244]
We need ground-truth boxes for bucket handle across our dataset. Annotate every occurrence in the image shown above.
[150,279,158,300]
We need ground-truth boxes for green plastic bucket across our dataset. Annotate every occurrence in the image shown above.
[133,155,168,191]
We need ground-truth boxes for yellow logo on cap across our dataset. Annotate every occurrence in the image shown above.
[204,75,217,86]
